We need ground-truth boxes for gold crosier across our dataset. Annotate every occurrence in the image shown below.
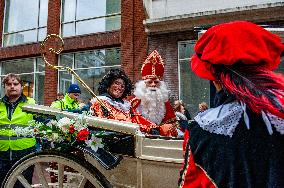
[40,34,112,116]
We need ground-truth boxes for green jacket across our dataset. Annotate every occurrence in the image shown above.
[0,95,36,151]
[50,94,80,110]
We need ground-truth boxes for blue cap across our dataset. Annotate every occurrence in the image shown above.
[68,84,81,94]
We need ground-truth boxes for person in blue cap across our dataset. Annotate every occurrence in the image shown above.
[50,84,81,111]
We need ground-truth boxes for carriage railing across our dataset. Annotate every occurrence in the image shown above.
[22,104,140,135]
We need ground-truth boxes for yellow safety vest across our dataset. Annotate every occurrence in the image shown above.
[0,96,36,151]
[50,93,80,110]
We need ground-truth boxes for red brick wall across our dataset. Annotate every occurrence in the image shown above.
[121,0,148,82]
[0,0,147,105]
[133,0,148,82]
[121,0,134,80]
[148,30,196,100]
[44,0,61,105]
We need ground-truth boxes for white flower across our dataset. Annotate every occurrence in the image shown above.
[85,134,104,152]
[73,114,89,131]
[57,117,74,133]
[14,126,34,137]
[73,121,88,131]
[52,133,59,140]
[46,120,57,127]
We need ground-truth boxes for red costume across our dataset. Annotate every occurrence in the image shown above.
[129,97,176,125]
[91,96,132,122]
[91,95,158,133]
[129,50,177,136]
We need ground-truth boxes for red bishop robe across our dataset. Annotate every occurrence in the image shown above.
[128,96,177,136]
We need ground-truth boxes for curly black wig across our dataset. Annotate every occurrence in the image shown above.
[98,68,132,99]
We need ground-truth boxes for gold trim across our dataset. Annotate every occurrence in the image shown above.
[142,75,163,80]
[195,163,218,188]
[161,117,177,125]
[129,97,139,107]
[179,139,190,188]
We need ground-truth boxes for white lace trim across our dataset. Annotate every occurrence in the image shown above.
[194,102,284,137]
[91,96,131,113]
[194,102,243,137]
[267,113,284,135]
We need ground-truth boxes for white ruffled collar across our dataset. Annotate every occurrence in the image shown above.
[194,102,284,137]
[92,96,131,113]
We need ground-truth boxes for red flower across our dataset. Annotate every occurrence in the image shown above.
[76,129,90,141]
[69,125,75,134]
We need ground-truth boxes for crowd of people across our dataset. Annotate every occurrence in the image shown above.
[0,20,283,187]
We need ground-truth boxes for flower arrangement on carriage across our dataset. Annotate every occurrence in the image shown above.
[13,113,104,152]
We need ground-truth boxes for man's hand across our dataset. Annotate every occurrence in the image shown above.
[159,124,178,137]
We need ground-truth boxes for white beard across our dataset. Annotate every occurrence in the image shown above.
[133,80,169,125]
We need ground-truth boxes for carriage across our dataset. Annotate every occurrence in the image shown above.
[1,34,184,188]
[2,104,183,188]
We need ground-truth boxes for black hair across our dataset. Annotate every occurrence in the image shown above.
[212,63,284,118]
[98,68,132,99]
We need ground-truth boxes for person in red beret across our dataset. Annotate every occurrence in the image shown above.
[129,50,178,137]
[179,21,284,188]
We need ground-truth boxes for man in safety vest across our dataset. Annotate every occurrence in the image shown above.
[0,73,36,185]
[50,83,81,111]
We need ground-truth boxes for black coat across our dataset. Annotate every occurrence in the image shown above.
[180,92,284,187]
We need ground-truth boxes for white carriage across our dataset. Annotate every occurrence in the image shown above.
[2,104,183,188]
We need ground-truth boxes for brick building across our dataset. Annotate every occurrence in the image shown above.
[0,0,148,106]
[143,0,284,115]
[0,0,283,116]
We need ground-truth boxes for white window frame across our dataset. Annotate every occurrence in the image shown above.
[60,0,121,37]
[57,48,121,93]
[2,0,48,47]
[0,57,45,104]
[177,40,195,100]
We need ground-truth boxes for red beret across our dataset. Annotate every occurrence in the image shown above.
[191,21,284,80]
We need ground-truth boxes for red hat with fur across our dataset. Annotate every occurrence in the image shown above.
[191,21,284,81]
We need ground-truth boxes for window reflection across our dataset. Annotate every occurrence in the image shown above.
[0,58,45,104]
[178,41,210,117]
[77,0,106,19]
[178,41,283,117]
[61,0,121,37]
[58,48,121,101]
[3,0,48,46]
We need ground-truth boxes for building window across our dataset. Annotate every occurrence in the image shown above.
[3,0,48,47]
[0,58,45,104]
[58,48,121,102]
[178,41,210,117]
[61,0,121,37]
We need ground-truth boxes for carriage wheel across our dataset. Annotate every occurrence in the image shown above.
[2,150,111,188]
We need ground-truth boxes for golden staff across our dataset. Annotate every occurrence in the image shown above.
[40,34,112,116]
